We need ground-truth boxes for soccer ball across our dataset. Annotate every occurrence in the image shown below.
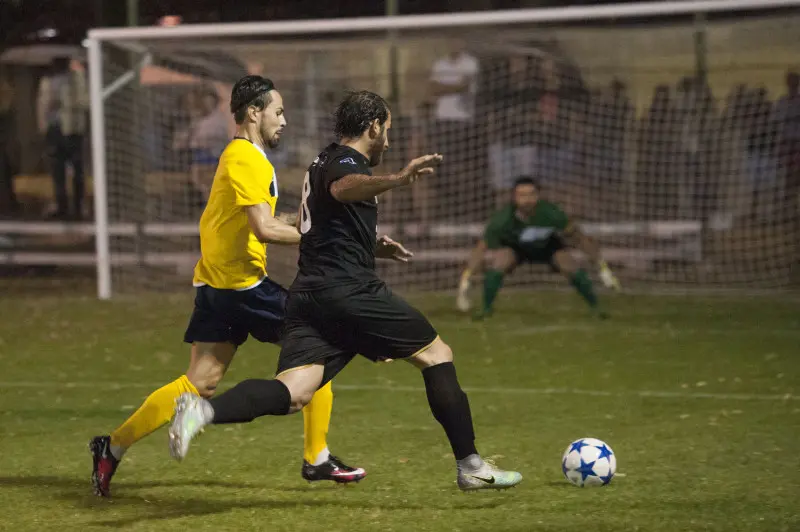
[561,437,616,487]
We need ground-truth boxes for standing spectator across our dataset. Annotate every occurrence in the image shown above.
[187,86,232,199]
[0,72,18,216]
[429,42,479,220]
[674,77,718,218]
[774,71,800,221]
[595,79,633,215]
[486,55,537,200]
[37,57,89,220]
[430,42,479,126]
[746,88,779,219]
[638,85,675,219]
[171,86,231,217]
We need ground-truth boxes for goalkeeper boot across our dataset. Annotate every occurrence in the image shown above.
[301,455,367,484]
[89,435,120,497]
[592,304,611,320]
[457,454,523,491]
[168,393,212,461]
[472,308,494,321]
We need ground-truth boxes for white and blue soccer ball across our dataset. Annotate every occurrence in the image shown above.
[562,438,616,487]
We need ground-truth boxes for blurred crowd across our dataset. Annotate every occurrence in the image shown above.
[0,47,798,226]
[393,45,800,224]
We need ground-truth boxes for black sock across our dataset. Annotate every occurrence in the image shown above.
[422,362,478,461]
[209,379,291,424]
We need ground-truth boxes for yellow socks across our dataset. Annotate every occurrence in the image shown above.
[109,375,335,465]
[303,381,333,464]
[109,375,198,456]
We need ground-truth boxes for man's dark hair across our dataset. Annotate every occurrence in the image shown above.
[230,75,275,124]
[513,176,540,190]
[333,90,390,139]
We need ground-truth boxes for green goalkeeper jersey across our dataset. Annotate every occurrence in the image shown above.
[484,201,570,253]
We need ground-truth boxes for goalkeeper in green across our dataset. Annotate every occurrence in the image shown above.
[457,176,620,319]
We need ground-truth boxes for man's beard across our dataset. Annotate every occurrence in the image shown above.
[368,134,386,167]
[267,136,280,149]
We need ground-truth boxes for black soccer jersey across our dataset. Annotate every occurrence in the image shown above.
[292,143,379,291]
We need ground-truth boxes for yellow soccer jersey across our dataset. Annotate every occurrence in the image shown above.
[193,138,278,290]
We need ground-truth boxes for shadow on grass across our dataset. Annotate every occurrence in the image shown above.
[0,474,508,527]
[544,481,577,489]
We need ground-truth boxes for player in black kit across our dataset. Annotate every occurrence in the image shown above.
[168,90,522,491]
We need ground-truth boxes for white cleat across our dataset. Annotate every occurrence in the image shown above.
[457,456,523,491]
[456,293,472,313]
[456,276,472,313]
[168,393,210,461]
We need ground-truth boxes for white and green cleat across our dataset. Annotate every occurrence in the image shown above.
[168,392,212,461]
[457,455,523,491]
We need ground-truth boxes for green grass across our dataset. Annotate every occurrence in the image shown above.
[0,290,798,531]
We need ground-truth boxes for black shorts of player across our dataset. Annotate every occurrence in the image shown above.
[183,277,287,347]
[276,281,439,386]
[514,236,568,269]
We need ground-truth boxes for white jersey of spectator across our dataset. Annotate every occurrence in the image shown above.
[36,65,89,136]
[430,51,479,122]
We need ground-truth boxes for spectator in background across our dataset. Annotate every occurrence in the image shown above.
[638,85,675,219]
[745,87,779,219]
[721,84,748,133]
[532,54,582,209]
[187,86,231,198]
[171,86,231,216]
[675,76,720,219]
[774,71,800,220]
[430,42,479,126]
[486,54,538,200]
[597,79,633,205]
[429,42,480,220]
[37,57,89,220]
[0,72,18,216]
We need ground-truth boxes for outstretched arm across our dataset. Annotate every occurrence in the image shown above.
[330,154,442,203]
[330,173,406,203]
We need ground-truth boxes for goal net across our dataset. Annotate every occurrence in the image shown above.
[89,0,800,298]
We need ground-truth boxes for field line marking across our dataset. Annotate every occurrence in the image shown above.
[0,381,795,402]
[427,321,800,336]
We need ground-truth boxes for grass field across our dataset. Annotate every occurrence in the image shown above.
[0,290,798,531]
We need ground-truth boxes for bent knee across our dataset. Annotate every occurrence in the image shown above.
[489,248,517,273]
[553,249,577,275]
[186,367,225,398]
[289,390,315,414]
[407,338,453,369]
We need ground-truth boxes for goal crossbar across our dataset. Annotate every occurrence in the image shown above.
[87,0,800,42]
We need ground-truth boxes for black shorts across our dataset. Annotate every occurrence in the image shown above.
[183,278,287,347]
[276,281,439,385]
[514,236,568,266]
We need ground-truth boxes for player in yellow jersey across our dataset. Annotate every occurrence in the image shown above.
[90,76,364,497]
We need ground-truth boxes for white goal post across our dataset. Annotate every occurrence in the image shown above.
[84,0,800,299]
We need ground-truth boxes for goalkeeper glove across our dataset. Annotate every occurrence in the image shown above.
[456,269,472,312]
[599,261,621,291]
